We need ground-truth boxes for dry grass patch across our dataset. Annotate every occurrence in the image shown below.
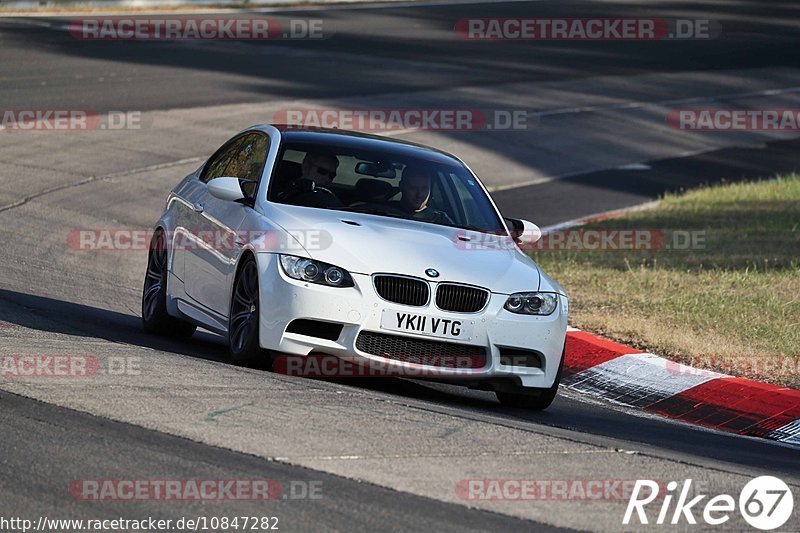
[533,175,800,388]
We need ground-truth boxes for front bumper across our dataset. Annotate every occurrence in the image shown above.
[256,253,567,389]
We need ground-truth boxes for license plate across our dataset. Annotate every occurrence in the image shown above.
[380,310,473,341]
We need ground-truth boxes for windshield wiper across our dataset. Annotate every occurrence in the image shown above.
[337,206,390,215]
[335,206,407,219]
[335,206,502,234]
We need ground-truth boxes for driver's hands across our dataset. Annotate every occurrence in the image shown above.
[303,189,343,208]
[430,210,455,225]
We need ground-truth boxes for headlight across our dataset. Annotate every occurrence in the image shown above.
[504,292,558,315]
[279,255,354,288]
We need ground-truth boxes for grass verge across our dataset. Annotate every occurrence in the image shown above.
[532,175,800,388]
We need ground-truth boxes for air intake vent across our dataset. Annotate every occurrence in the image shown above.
[286,319,343,341]
[435,283,489,313]
[355,331,486,368]
[499,347,543,369]
[373,275,429,307]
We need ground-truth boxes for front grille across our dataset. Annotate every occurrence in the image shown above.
[356,331,486,369]
[435,283,489,313]
[373,275,429,307]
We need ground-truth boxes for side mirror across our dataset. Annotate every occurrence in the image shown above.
[207,177,245,202]
[505,218,541,246]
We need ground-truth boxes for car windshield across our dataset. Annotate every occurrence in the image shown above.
[268,139,506,233]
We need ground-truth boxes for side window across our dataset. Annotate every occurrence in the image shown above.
[428,173,449,212]
[436,171,464,224]
[446,171,498,229]
[199,136,245,184]
[225,134,270,182]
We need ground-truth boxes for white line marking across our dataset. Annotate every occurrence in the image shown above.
[617,163,651,170]
[768,419,800,445]
[531,86,800,118]
[541,201,660,234]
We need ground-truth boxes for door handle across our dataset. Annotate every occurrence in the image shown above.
[193,202,204,213]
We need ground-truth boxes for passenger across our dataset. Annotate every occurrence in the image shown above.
[393,166,454,224]
[396,166,432,214]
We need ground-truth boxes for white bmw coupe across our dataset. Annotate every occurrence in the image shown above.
[142,125,568,409]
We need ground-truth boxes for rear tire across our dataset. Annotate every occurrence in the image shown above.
[496,345,565,410]
[228,255,269,368]
[141,229,197,339]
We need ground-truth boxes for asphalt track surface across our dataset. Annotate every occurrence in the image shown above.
[0,1,799,531]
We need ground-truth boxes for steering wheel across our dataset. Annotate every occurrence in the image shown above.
[283,185,343,207]
[312,186,338,199]
[430,210,455,225]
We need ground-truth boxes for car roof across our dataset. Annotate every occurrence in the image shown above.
[263,125,464,166]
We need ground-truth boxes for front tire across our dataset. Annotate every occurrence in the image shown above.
[142,230,197,339]
[496,345,565,410]
[228,255,269,368]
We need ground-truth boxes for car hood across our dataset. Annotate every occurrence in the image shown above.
[266,204,541,294]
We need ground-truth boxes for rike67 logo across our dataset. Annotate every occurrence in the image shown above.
[624,476,794,530]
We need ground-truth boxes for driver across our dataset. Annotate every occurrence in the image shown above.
[301,151,339,188]
[280,151,342,207]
